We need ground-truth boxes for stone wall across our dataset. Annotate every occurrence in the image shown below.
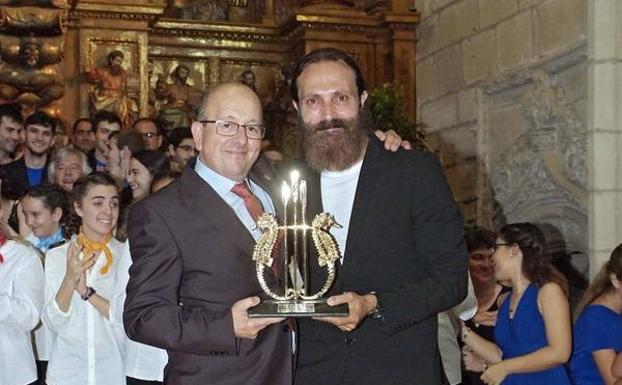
[415,0,589,281]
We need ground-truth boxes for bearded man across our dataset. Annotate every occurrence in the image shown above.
[87,50,138,129]
[292,48,469,385]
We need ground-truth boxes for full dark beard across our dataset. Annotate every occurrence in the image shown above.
[300,115,369,172]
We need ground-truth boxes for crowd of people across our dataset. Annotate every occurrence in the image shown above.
[0,47,620,385]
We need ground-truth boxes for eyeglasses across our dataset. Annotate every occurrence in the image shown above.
[141,132,158,139]
[490,243,513,254]
[200,120,265,140]
[177,144,196,152]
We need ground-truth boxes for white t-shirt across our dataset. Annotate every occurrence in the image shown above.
[320,160,363,262]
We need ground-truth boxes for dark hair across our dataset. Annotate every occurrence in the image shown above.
[24,184,80,238]
[167,126,193,148]
[92,111,121,132]
[498,223,568,296]
[133,118,164,136]
[25,111,57,134]
[465,226,496,253]
[0,103,23,125]
[150,170,181,193]
[574,244,622,319]
[117,130,144,155]
[132,150,170,179]
[108,50,124,63]
[72,172,119,206]
[72,118,92,132]
[290,47,367,104]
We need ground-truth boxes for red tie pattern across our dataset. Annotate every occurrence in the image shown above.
[231,181,264,222]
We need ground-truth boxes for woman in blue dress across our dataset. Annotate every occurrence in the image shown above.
[569,244,622,385]
[461,222,572,385]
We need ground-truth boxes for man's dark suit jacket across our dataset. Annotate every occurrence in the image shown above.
[295,137,468,385]
[124,163,291,385]
[0,158,49,197]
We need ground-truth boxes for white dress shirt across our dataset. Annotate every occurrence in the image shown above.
[43,237,127,385]
[112,241,168,381]
[0,239,44,385]
[194,156,275,240]
[25,232,59,361]
[438,273,478,385]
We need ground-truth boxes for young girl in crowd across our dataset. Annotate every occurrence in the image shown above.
[21,184,78,385]
[462,227,510,385]
[569,244,622,385]
[0,198,44,385]
[116,150,170,241]
[43,172,128,385]
[461,222,572,385]
[22,184,77,252]
[126,150,170,202]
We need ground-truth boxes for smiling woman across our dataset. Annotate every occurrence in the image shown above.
[42,172,129,385]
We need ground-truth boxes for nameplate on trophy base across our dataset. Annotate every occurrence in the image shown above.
[248,299,349,318]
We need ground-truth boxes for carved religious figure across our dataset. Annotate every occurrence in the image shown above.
[0,36,64,116]
[155,64,202,131]
[86,50,139,129]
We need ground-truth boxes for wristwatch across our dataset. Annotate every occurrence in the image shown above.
[367,291,384,320]
[81,286,96,301]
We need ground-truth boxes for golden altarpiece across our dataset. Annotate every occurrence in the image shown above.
[0,0,419,152]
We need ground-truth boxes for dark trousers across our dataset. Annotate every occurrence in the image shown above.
[35,360,47,385]
[126,377,162,385]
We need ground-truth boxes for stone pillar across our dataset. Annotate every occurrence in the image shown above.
[587,0,622,278]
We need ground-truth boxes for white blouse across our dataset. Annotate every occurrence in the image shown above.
[0,239,44,385]
[43,237,128,385]
[113,241,168,381]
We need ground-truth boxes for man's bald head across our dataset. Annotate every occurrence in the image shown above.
[191,82,264,182]
[198,82,262,122]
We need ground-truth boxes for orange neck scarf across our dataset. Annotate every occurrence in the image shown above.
[78,229,113,275]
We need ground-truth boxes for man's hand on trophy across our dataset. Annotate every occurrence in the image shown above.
[231,296,284,339]
[315,292,377,332]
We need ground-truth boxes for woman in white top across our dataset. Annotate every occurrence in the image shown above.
[43,172,127,385]
[0,200,45,385]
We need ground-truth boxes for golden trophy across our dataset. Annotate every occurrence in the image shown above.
[249,170,348,317]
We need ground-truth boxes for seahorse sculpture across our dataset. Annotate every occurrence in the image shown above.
[252,212,342,301]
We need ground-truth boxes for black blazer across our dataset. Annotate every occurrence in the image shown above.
[124,163,292,385]
[295,137,468,385]
[0,157,49,197]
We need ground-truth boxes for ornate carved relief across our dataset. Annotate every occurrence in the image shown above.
[0,1,68,116]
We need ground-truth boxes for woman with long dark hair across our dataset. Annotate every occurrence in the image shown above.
[42,172,128,385]
[461,223,572,385]
[569,244,622,385]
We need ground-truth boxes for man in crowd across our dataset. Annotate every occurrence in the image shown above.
[47,147,92,192]
[88,110,121,172]
[72,118,95,153]
[291,48,468,385]
[0,103,23,166]
[1,111,56,197]
[124,82,291,385]
[167,126,196,172]
[133,118,164,151]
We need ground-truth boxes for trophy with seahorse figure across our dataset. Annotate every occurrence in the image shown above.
[249,170,349,317]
